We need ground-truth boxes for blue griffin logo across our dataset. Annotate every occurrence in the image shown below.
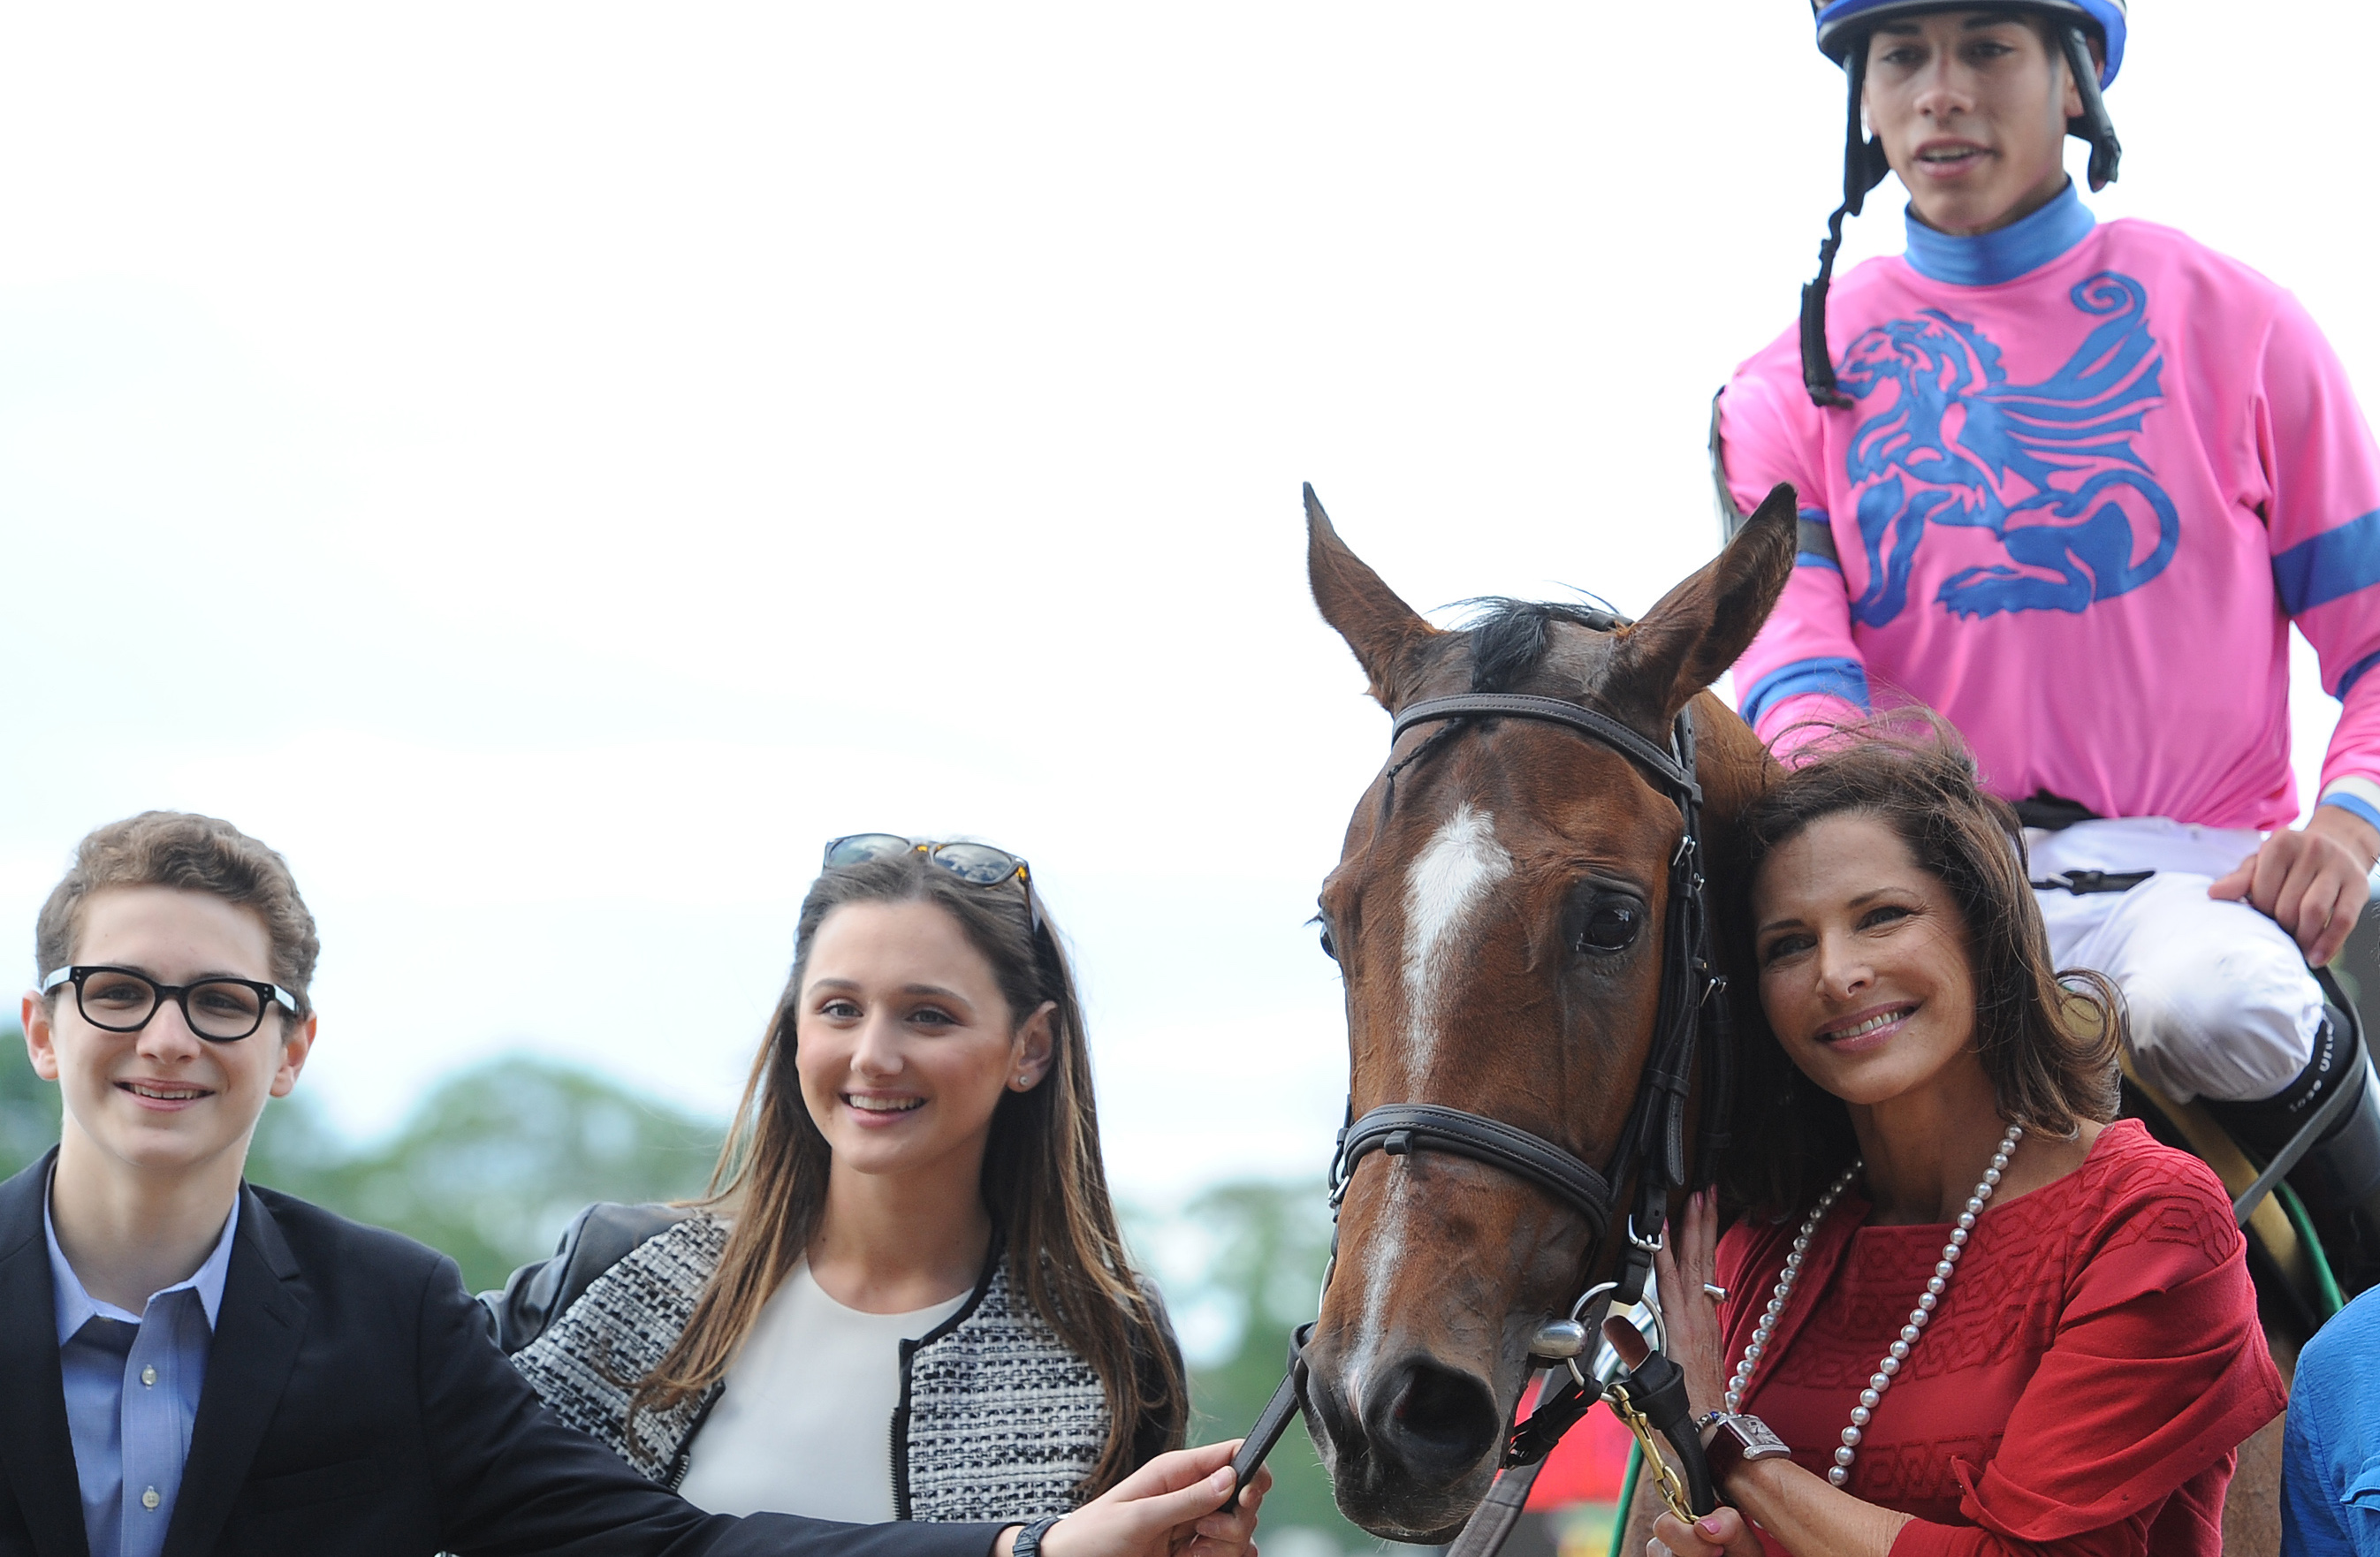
[1836,270,2178,624]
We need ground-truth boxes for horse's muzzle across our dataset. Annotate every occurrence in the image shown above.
[1304,1342,1504,1539]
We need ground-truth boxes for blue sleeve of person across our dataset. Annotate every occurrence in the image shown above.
[2283,1289,2380,1557]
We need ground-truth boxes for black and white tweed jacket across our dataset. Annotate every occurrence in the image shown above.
[482,1204,1170,1522]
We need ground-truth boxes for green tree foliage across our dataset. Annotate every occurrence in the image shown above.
[245,1057,726,1294]
[0,1027,62,1170]
[1131,1181,1372,1555]
[0,1025,724,1295]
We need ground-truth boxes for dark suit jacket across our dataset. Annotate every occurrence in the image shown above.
[0,1153,1006,1557]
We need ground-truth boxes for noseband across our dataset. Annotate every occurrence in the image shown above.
[1329,690,1734,1314]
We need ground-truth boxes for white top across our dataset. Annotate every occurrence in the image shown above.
[675,1262,970,1522]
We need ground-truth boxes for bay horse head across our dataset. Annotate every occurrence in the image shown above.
[1296,482,1798,1540]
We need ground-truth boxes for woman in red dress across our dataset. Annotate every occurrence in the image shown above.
[1635,734,2285,1556]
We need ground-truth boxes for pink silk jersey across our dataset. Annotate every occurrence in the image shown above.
[1718,183,2380,835]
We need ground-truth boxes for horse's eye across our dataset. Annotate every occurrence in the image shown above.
[1318,925,1339,962]
[1575,901,1643,954]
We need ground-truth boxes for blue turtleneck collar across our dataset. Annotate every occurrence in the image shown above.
[1904,180,2095,287]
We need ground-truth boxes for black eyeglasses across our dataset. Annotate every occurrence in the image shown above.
[40,965,299,1042]
[822,834,1042,931]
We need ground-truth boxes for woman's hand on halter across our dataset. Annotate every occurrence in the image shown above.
[1021,1441,1269,1557]
[1610,1191,1914,1557]
[1652,1188,1730,1428]
[1602,1192,1762,1556]
[1600,1299,1760,1557]
[1600,1189,1728,1465]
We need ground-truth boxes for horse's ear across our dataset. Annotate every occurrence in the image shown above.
[1613,483,1799,721]
[1307,482,1441,710]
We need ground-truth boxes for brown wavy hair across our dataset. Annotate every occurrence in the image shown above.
[36,811,320,1022]
[1719,723,2122,1218]
[631,850,1185,1495]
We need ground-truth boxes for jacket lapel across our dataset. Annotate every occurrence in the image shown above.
[161,1186,310,1557]
[0,1151,91,1557]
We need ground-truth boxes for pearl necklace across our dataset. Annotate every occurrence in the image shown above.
[1722,1121,2023,1488]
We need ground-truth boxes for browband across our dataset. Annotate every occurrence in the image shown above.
[1392,695,1701,805]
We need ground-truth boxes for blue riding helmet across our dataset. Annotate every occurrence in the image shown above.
[1814,0,2125,87]
[1793,1,2126,408]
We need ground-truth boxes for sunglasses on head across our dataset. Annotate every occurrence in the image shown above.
[822,834,1042,931]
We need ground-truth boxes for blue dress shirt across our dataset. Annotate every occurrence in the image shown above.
[45,1183,239,1557]
[2284,1286,2380,1556]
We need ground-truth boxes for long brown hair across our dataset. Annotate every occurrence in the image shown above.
[1720,724,2123,1218]
[633,850,1186,1494]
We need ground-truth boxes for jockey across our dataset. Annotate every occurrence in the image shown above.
[1711,0,2380,1291]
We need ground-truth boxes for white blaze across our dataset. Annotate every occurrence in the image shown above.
[1399,803,1513,1071]
[1341,804,1517,1403]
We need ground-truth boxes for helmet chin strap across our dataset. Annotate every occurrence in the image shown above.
[1800,49,1890,409]
[2062,22,2122,190]
[1801,20,2125,410]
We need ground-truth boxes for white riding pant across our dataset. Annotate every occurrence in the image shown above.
[2028,816,2323,1105]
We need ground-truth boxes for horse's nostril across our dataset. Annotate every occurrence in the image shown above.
[1303,1368,1360,1461]
[1376,1359,1502,1477]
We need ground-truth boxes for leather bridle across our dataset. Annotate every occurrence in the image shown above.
[1272,687,1735,1533]
[1330,691,1734,1325]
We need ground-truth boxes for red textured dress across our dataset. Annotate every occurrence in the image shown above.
[1714,1120,2285,1557]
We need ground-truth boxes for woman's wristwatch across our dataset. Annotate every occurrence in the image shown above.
[1697,1410,1793,1485]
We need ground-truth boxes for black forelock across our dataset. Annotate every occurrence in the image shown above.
[1455,596,1628,695]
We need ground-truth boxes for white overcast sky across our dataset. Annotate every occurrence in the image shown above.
[3,3,2369,1198]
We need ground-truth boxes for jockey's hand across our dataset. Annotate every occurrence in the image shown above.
[1648,1505,1763,1557]
[1026,1441,1269,1557]
[2209,805,2380,967]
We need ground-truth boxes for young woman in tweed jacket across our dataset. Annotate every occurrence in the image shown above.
[484,839,1187,1523]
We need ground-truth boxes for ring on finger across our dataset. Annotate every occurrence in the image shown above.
[1703,1283,1727,1303]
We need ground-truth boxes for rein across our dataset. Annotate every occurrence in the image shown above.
[1240,690,1737,1538]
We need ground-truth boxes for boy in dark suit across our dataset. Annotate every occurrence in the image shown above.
[7,811,1264,1557]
